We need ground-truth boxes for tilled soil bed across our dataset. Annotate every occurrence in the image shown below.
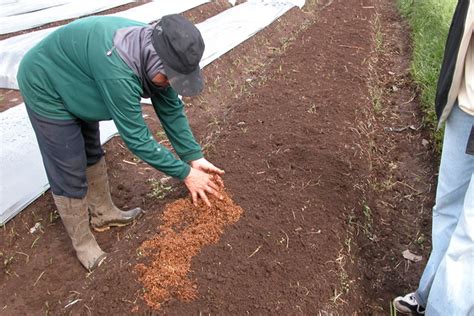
[0,0,437,314]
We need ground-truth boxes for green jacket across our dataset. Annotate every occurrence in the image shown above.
[17,16,203,180]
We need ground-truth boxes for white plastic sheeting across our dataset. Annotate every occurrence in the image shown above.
[108,0,210,22]
[199,0,304,69]
[0,104,118,224]
[0,0,75,18]
[0,0,134,35]
[0,0,209,90]
[0,0,306,225]
[0,28,59,89]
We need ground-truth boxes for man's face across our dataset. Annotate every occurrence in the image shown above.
[152,72,169,88]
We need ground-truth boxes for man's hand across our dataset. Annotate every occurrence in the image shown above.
[190,158,225,187]
[189,158,224,175]
[184,166,223,207]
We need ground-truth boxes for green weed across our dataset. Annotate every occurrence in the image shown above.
[362,202,375,241]
[369,85,383,113]
[147,178,174,200]
[372,13,383,53]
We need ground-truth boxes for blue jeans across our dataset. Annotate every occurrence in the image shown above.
[415,104,474,315]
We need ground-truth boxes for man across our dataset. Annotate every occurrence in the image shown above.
[393,0,474,314]
[17,14,224,271]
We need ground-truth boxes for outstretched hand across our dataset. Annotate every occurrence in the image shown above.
[184,158,225,207]
[190,158,224,175]
[190,158,225,186]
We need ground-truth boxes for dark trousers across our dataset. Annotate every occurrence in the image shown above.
[26,105,103,198]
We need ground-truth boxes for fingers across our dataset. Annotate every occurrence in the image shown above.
[197,183,222,205]
[191,191,198,207]
[185,165,225,207]
[193,159,225,175]
[206,184,224,200]
[214,174,225,187]
[208,165,225,175]
[190,183,222,207]
[198,190,211,207]
[207,178,220,191]
[206,164,225,175]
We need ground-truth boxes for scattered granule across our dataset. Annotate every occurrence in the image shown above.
[134,187,243,310]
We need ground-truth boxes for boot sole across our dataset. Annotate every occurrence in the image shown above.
[92,221,133,232]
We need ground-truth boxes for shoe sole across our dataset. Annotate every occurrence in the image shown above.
[92,221,133,232]
[393,301,421,315]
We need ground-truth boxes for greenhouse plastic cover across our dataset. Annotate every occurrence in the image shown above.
[0,0,305,224]
[0,0,74,18]
[199,0,304,69]
[0,0,134,34]
[0,105,118,224]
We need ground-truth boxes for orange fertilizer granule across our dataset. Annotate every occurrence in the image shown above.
[134,188,243,310]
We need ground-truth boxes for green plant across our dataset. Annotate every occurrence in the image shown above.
[147,178,174,199]
[362,202,375,241]
[369,85,383,113]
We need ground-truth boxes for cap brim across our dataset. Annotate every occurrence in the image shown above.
[162,62,204,97]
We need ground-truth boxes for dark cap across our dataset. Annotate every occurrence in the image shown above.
[151,14,205,96]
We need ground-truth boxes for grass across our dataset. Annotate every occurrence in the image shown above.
[367,12,385,114]
[397,0,457,148]
[372,13,383,53]
[369,85,383,113]
[362,202,374,241]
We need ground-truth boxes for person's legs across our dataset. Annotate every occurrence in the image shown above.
[415,104,474,306]
[26,106,106,271]
[80,119,143,231]
[80,119,103,167]
[26,106,89,198]
[426,173,474,315]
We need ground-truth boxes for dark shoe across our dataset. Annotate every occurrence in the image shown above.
[86,157,143,232]
[393,292,425,315]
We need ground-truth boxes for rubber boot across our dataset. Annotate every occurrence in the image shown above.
[53,194,107,271]
[86,157,143,232]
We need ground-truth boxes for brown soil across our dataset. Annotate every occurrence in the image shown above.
[0,0,437,314]
[136,188,243,310]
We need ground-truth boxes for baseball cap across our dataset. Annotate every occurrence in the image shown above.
[151,14,205,96]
